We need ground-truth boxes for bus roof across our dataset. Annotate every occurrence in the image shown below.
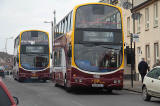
[20,29,48,35]
[56,2,122,28]
[74,2,122,11]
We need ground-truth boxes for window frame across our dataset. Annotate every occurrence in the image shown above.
[145,45,150,64]
[154,43,159,64]
[153,2,158,28]
[127,17,130,36]
[137,15,141,33]
[145,7,149,30]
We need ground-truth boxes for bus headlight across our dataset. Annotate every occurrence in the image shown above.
[114,80,117,84]
[79,79,82,83]
[118,80,121,84]
[75,78,78,83]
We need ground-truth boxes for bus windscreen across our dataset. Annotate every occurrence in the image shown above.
[21,31,48,45]
[76,4,121,29]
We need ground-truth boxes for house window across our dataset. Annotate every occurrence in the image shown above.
[137,47,141,55]
[154,43,159,63]
[137,15,140,33]
[127,17,130,36]
[145,8,149,30]
[146,45,150,64]
[153,2,158,27]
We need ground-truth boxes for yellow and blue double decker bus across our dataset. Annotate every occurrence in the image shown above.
[52,3,124,92]
[13,30,50,82]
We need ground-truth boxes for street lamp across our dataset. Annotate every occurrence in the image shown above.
[44,10,56,60]
[44,20,54,49]
[5,36,14,54]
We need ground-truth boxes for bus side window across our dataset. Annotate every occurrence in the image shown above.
[67,43,72,66]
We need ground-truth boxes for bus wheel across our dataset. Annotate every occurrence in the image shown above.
[13,75,16,80]
[43,79,47,83]
[55,83,59,87]
[18,78,24,82]
[107,89,112,93]
[55,82,59,87]
[64,78,72,92]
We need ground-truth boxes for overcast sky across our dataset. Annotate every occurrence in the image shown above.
[0,0,99,54]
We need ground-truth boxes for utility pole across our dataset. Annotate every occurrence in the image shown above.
[131,0,136,88]
[53,10,56,53]
[5,36,13,54]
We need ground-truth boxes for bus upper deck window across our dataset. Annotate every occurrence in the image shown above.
[31,31,38,37]
[92,5,104,15]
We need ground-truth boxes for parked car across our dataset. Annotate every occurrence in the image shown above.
[0,67,5,78]
[0,78,19,106]
[142,66,160,101]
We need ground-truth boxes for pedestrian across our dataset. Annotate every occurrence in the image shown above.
[138,58,149,83]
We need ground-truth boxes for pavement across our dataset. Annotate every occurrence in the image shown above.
[123,79,142,93]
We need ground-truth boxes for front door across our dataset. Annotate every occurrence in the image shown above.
[61,48,66,82]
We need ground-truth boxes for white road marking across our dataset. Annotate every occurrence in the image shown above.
[72,100,86,106]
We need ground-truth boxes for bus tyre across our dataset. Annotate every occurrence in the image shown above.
[55,83,59,87]
[64,79,72,92]
[142,86,151,101]
[66,86,72,92]
[18,78,24,82]
[107,89,112,93]
[43,79,47,83]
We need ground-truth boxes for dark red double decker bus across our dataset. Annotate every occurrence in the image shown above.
[52,3,124,92]
[13,30,50,82]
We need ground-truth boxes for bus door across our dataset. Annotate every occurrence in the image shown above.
[53,49,66,83]
[61,49,67,82]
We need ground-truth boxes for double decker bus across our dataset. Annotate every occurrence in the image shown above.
[52,3,124,92]
[13,30,50,82]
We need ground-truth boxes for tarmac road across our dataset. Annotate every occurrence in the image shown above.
[2,76,160,106]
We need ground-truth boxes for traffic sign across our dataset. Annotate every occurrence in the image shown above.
[132,34,139,42]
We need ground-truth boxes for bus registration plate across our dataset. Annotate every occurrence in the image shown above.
[31,73,38,79]
[92,84,104,87]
